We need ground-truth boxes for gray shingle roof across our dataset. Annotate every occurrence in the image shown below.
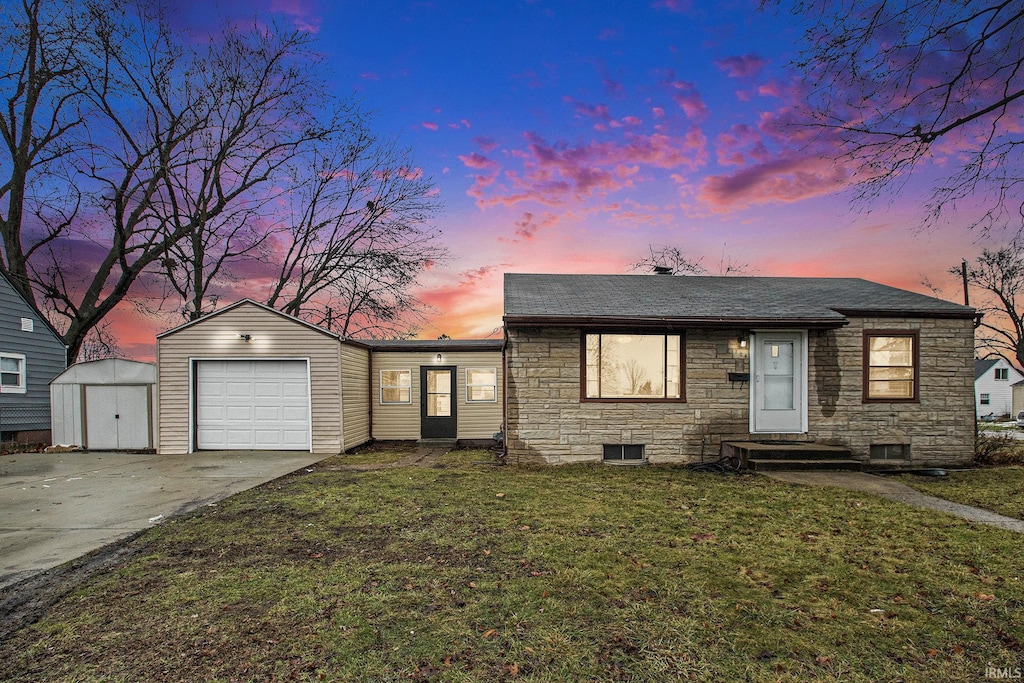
[504,274,976,327]
[975,358,999,380]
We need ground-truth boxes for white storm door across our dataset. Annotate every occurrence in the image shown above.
[195,360,310,450]
[751,332,806,433]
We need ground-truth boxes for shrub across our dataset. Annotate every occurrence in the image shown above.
[975,432,1024,466]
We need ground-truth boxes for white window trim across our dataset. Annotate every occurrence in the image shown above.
[465,367,498,403]
[0,352,27,394]
[380,369,412,404]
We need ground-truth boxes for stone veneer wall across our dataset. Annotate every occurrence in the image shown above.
[505,317,975,466]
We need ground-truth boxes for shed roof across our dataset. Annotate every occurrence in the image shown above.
[51,358,155,385]
[503,274,976,328]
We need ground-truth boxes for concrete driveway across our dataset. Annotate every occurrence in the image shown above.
[0,450,329,589]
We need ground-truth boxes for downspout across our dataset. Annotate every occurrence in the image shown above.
[367,347,374,443]
[502,325,509,461]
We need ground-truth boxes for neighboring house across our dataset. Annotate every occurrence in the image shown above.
[0,271,67,443]
[502,274,977,467]
[974,357,1023,419]
[155,301,502,454]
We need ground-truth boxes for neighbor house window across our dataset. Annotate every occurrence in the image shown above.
[380,369,411,404]
[583,333,683,401]
[980,393,991,405]
[863,331,918,402]
[0,353,26,394]
[466,367,497,402]
[995,368,1009,380]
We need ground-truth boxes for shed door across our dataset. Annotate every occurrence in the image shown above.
[420,366,457,439]
[85,385,151,449]
[195,360,310,450]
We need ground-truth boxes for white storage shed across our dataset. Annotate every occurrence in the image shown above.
[50,359,156,450]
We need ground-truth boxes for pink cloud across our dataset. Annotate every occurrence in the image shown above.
[715,124,770,166]
[507,211,560,242]
[421,122,439,131]
[360,72,380,81]
[715,54,765,79]
[565,97,611,120]
[474,136,499,153]
[269,0,321,32]
[467,128,707,208]
[698,155,854,210]
[660,73,708,120]
[458,152,499,171]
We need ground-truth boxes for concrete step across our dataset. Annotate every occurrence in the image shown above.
[723,441,853,461]
[748,458,863,472]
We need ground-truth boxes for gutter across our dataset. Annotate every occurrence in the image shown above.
[501,315,849,330]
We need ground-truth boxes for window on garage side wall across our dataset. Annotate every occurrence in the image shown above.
[466,367,497,402]
[380,369,411,404]
[582,333,684,401]
[863,331,918,402]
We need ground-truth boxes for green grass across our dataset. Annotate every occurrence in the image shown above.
[897,466,1024,520]
[1,452,1022,682]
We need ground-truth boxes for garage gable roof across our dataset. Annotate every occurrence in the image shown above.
[504,273,977,327]
[156,299,342,340]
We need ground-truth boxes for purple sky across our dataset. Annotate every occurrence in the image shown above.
[112,0,986,357]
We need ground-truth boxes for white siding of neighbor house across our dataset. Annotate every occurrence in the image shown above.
[157,303,343,454]
[341,343,371,449]
[371,350,503,440]
[976,358,1023,418]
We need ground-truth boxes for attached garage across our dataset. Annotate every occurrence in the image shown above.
[156,301,357,455]
[50,358,156,450]
[194,359,310,450]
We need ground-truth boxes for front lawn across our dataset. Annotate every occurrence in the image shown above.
[897,466,1024,520]
[1,450,1021,682]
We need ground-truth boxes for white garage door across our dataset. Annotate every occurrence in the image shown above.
[195,360,310,450]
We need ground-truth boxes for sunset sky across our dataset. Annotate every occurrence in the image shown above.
[111,0,987,359]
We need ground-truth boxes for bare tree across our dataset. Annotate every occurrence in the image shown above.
[76,320,124,361]
[1,2,360,359]
[960,243,1024,367]
[264,135,445,338]
[771,1,1024,234]
[0,0,86,304]
[631,244,749,275]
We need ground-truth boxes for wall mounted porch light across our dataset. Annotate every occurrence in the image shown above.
[435,353,443,363]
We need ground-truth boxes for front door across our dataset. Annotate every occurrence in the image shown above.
[420,366,457,439]
[751,331,806,433]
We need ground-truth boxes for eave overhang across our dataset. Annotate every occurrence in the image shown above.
[501,315,850,330]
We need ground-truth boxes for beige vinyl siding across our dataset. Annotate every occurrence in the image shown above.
[340,343,371,449]
[157,303,343,454]
[371,350,503,440]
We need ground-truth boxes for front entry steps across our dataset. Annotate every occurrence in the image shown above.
[722,441,862,472]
